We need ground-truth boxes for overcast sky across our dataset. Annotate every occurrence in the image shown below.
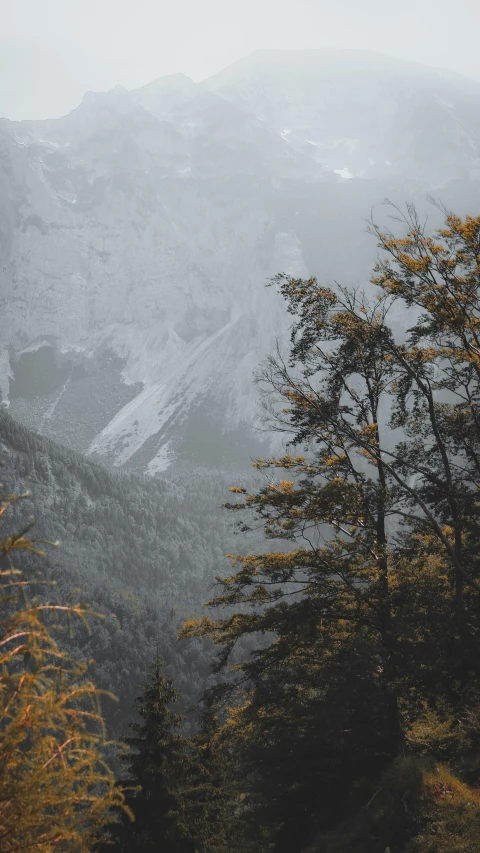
[1,0,480,121]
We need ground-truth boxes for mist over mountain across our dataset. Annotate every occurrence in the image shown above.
[5,36,480,850]
[205,49,480,182]
[2,48,480,471]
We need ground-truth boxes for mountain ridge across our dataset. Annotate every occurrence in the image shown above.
[2,49,480,470]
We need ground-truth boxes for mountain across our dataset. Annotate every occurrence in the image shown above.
[204,49,480,184]
[1,49,480,471]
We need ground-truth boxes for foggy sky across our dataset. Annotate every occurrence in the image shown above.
[1,0,480,121]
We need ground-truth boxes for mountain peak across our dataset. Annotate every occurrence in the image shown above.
[135,72,195,93]
[133,73,197,118]
[203,47,480,92]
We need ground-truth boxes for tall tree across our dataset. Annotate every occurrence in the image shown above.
[180,698,249,853]
[108,655,195,853]
[369,204,480,638]
[183,207,480,851]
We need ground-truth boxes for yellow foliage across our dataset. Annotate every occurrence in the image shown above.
[0,490,127,852]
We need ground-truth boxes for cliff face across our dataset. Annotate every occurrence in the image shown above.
[1,50,480,470]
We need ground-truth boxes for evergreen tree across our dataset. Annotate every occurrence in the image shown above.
[181,698,252,853]
[109,655,195,853]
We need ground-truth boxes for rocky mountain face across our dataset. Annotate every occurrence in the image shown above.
[1,49,480,471]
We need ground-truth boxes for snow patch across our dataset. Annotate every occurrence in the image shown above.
[37,139,71,150]
[334,166,353,180]
[147,440,174,474]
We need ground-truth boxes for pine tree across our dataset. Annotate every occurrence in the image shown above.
[181,697,252,853]
[109,655,195,853]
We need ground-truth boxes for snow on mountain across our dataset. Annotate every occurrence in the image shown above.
[1,50,480,470]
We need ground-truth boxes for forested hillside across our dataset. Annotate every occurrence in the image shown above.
[0,408,239,738]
